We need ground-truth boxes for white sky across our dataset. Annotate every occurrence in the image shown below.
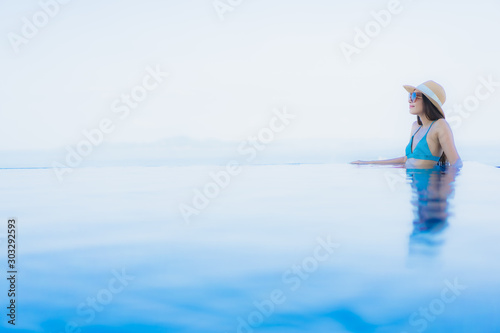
[1,0,500,150]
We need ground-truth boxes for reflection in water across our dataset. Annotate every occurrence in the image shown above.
[406,165,460,257]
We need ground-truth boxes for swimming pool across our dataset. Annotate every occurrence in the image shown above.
[0,162,499,332]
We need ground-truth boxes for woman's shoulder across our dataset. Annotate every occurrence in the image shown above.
[433,118,452,130]
[432,118,454,138]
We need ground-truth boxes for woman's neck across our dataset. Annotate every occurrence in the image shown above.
[419,116,434,128]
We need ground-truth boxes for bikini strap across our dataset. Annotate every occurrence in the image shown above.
[424,120,437,135]
[412,125,422,137]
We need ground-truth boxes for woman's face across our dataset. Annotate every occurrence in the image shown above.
[409,89,424,115]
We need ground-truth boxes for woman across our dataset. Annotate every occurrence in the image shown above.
[351,80,463,169]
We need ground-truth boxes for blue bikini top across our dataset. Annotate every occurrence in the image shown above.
[405,120,441,161]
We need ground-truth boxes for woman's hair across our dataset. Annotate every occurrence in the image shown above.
[418,95,448,166]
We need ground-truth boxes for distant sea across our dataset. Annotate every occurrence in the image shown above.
[0,138,498,169]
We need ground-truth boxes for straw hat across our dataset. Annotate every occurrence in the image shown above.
[403,80,446,116]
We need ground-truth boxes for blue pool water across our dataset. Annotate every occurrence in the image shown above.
[0,162,499,332]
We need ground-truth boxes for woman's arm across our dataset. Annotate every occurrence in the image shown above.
[351,156,407,165]
[436,119,463,168]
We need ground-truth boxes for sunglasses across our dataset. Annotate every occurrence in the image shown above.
[409,92,423,103]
